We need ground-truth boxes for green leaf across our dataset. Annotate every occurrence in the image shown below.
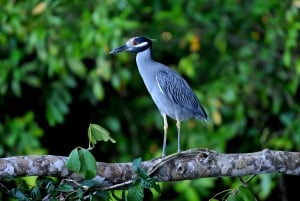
[127,183,144,201]
[258,174,273,199]
[88,124,116,147]
[92,80,104,100]
[66,148,97,179]
[66,148,81,172]
[46,182,56,196]
[35,177,57,197]
[140,177,155,190]
[30,186,41,201]
[57,183,74,193]
[78,148,97,179]
[11,79,21,97]
[94,190,110,201]
[76,188,84,200]
[80,179,97,188]
[10,188,30,201]
[227,187,256,201]
[131,157,161,193]
[238,187,256,201]
[132,157,142,173]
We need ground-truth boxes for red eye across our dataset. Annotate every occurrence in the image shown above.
[132,40,138,45]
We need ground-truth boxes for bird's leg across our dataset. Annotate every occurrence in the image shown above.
[176,120,181,153]
[162,114,168,156]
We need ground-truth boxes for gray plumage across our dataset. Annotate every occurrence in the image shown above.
[110,36,207,156]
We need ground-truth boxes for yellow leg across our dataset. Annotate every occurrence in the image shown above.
[176,120,181,153]
[162,114,168,156]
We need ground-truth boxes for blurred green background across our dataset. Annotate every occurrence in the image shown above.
[1,0,300,200]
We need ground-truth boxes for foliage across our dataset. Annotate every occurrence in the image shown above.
[66,124,115,179]
[67,147,97,179]
[3,127,160,201]
[0,112,45,156]
[209,176,257,201]
[3,157,160,201]
[1,0,300,200]
[7,176,110,201]
[126,158,161,201]
[88,123,116,148]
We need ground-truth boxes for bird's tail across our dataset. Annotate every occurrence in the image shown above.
[196,111,211,128]
[195,106,208,121]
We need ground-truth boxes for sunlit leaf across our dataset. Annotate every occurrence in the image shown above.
[32,1,47,15]
[88,124,116,146]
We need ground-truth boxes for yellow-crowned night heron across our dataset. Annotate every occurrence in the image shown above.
[110,36,207,156]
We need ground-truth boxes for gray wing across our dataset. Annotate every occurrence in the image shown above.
[156,69,203,112]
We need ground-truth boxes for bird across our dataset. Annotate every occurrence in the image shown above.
[110,36,207,156]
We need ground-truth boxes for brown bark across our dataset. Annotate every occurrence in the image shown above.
[1,149,299,190]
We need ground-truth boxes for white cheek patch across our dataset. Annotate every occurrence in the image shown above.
[135,41,148,48]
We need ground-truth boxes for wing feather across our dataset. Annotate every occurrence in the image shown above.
[156,70,201,111]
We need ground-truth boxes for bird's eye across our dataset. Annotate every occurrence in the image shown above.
[132,40,138,45]
[130,38,148,48]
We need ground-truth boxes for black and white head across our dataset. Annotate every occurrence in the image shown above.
[109,36,152,54]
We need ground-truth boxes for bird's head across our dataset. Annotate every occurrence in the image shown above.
[109,36,153,54]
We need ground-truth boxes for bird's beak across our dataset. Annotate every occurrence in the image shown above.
[109,45,128,54]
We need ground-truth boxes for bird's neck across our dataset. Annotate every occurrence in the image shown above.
[136,48,153,65]
[136,48,157,77]
[136,47,157,76]
[135,47,157,93]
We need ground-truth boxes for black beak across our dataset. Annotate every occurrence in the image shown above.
[109,45,128,54]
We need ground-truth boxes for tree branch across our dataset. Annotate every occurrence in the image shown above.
[1,149,299,190]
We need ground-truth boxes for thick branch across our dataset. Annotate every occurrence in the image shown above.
[0,149,299,189]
